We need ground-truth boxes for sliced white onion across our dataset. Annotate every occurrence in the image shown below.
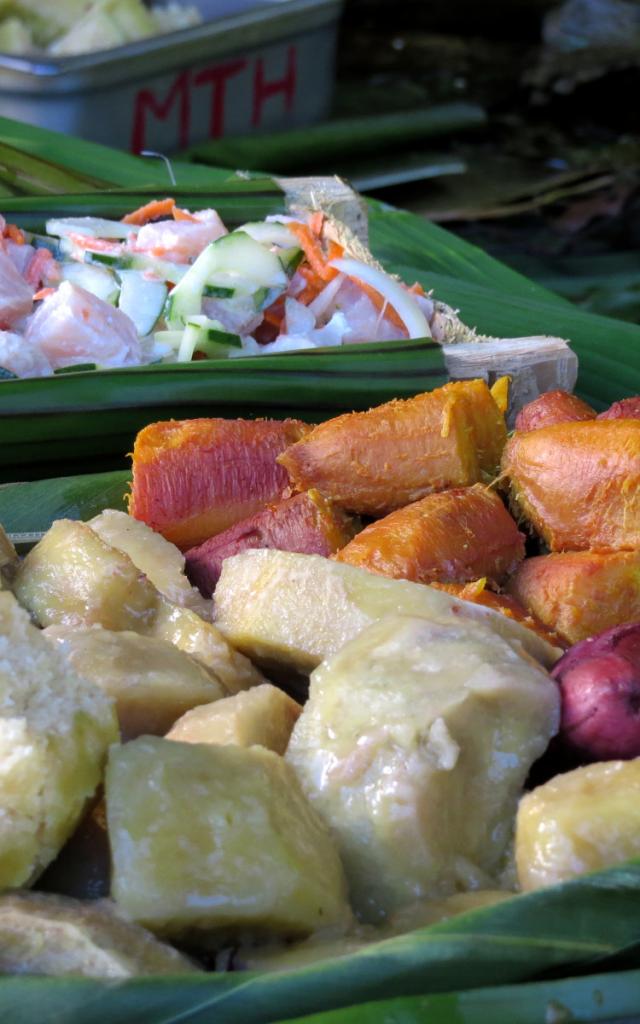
[308,272,345,320]
[328,257,431,340]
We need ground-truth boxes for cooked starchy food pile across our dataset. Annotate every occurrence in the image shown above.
[0,0,201,56]
[0,379,639,976]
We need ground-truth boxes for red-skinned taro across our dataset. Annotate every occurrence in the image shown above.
[551,622,640,762]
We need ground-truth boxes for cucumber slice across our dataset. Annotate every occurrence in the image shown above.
[165,231,287,329]
[85,252,134,270]
[129,254,188,284]
[46,217,137,241]
[278,247,304,275]
[253,286,283,312]
[61,262,119,304]
[153,330,183,350]
[238,222,298,248]
[28,233,65,260]
[117,270,167,336]
[178,316,242,362]
[203,284,235,299]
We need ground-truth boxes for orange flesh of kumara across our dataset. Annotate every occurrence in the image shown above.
[185,490,356,597]
[507,550,640,646]
[277,379,507,517]
[335,484,524,586]
[501,419,640,551]
[129,417,309,549]
[432,579,563,649]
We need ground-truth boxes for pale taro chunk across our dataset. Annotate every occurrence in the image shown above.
[107,738,351,939]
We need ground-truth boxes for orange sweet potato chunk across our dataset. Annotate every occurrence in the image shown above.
[129,417,309,549]
[186,490,356,597]
[278,379,507,517]
[507,550,640,645]
[335,484,524,585]
[514,390,596,433]
[433,579,562,648]
[502,419,640,551]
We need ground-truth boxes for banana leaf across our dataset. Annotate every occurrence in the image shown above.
[279,971,640,1024]
[0,116,234,193]
[182,104,487,175]
[2,863,640,1023]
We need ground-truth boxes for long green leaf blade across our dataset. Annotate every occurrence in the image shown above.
[1,864,640,1023]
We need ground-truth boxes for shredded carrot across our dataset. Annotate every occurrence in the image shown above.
[409,281,426,296]
[3,223,24,245]
[288,222,336,283]
[308,211,325,235]
[326,240,344,262]
[33,286,55,302]
[68,233,124,256]
[172,206,198,222]
[262,295,286,328]
[122,197,176,226]
[357,279,406,331]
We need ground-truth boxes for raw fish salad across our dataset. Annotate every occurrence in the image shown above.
[0,199,434,380]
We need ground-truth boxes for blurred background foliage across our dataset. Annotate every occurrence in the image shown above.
[186,0,640,324]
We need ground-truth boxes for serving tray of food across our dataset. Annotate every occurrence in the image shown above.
[0,370,639,1023]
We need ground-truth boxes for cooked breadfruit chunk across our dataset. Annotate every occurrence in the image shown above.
[507,550,640,645]
[45,626,225,740]
[516,759,640,891]
[13,519,160,631]
[185,490,356,597]
[0,592,117,890]
[129,417,309,549]
[152,599,265,694]
[335,484,524,586]
[89,509,211,619]
[166,683,301,754]
[0,891,199,977]
[286,615,559,921]
[107,737,351,939]
[502,419,640,551]
[277,379,507,517]
[214,550,560,673]
[13,519,265,695]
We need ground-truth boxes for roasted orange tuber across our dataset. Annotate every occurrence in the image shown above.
[278,379,507,517]
[507,549,640,646]
[514,389,596,433]
[185,490,356,597]
[334,484,524,585]
[129,417,309,549]
[501,419,640,551]
[433,578,561,648]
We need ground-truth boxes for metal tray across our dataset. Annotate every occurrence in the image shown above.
[0,0,342,152]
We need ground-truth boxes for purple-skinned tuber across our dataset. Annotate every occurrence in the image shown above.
[551,622,640,762]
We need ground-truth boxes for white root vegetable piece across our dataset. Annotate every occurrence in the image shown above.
[166,683,301,754]
[214,550,561,674]
[0,592,117,890]
[107,737,352,939]
[0,891,199,977]
[286,615,559,921]
[516,759,640,891]
[13,519,265,695]
[45,625,225,741]
[88,509,212,619]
